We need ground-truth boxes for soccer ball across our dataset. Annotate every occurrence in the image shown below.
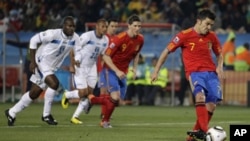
[207,126,227,141]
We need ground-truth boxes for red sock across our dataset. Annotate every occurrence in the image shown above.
[100,94,109,116]
[102,97,117,122]
[193,120,200,131]
[193,110,213,131]
[195,103,208,132]
[88,94,105,105]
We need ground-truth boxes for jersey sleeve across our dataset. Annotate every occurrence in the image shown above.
[29,29,54,49]
[73,34,82,61]
[101,35,110,55]
[167,32,184,53]
[79,32,90,47]
[104,35,121,56]
[211,32,222,56]
[38,29,55,42]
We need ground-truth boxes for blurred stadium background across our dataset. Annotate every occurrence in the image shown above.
[1,0,250,107]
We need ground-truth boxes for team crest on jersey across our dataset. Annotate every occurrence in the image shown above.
[173,36,180,44]
[208,41,212,49]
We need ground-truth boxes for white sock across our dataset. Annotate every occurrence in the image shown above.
[43,87,56,117]
[65,90,80,99]
[9,91,32,118]
[72,99,88,118]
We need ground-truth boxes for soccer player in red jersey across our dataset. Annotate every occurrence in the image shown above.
[151,9,224,141]
[96,18,119,77]
[98,18,119,119]
[88,14,144,128]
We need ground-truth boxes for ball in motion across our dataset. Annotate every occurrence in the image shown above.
[207,126,227,141]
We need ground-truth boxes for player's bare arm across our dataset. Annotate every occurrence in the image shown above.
[216,54,224,79]
[29,49,37,73]
[102,54,125,79]
[69,49,76,73]
[151,48,169,82]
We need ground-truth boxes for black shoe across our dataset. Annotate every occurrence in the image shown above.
[83,100,92,114]
[86,104,92,114]
[187,130,207,140]
[5,109,16,126]
[42,114,58,125]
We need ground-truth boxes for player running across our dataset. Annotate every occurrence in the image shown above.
[5,16,81,126]
[88,14,144,128]
[61,18,109,124]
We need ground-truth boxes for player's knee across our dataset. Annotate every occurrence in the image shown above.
[193,85,206,102]
[109,97,119,107]
[206,102,216,112]
[45,75,59,90]
[29,86,43,99]
[110,92,120,101]
[78,89,88,98]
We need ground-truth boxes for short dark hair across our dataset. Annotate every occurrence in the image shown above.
[96,18,107,24]
[197,9,216,21]
[127,14,141,25]
[107,17,118,25]
[63,16,75,24]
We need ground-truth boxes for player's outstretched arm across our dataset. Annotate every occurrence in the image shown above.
[216,54,224,79]
[151,48,169,83]
[69,49,77,73]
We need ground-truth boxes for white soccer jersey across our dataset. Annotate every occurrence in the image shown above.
[30,29,81,71]
[74,30,109,68]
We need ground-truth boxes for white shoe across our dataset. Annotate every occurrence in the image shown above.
[100,121,112,128]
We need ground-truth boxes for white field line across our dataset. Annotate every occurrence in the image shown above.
[0,121,244,128]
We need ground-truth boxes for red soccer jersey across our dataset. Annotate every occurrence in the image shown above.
[96,56,102,73]
[167,28,222,79]
[96,33,115,73]
[104,31,144,73]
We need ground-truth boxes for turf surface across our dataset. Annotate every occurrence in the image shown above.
[0,103,249,141]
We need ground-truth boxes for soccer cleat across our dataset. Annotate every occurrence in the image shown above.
[42,114,58,125]
[61,90,69,109]
[70,117,83,124]
[100,121,112,128]
[83,100,92,114]
[187,130,207,140]
[5,109,16,126]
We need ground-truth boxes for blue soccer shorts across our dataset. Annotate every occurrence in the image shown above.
[190,71,222,103]
[99,68,127,100]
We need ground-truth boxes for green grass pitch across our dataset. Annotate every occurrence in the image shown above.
[0,103,249,141]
